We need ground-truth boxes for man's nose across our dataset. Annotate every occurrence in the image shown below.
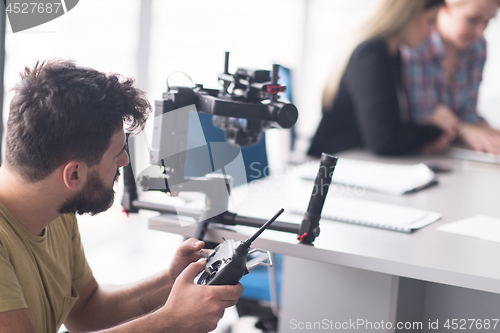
[118,150,130,168]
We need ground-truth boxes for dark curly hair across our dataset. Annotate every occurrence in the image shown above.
[5,59,151,182]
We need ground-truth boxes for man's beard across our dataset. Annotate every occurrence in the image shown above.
[59,169,121,216]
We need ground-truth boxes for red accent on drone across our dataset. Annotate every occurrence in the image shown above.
[266,85,286,94]
[297,232,308,242]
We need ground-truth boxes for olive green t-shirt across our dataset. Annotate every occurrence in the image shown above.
[0,201,93,333]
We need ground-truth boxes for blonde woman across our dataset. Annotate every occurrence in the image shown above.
[402,0,500,154]
[308,0,446,157]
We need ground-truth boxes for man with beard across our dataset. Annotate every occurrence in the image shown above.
[0,60,243,333]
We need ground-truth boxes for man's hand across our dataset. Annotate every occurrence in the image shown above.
[458,123,500,155]
[166,238,206,284]
[158,258,244,333]
[430,105,460,141]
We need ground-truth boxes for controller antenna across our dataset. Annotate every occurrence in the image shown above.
[244,208,284,248]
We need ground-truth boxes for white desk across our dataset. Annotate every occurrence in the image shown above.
[149,150,500,332]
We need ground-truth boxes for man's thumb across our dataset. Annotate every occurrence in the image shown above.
[180,258,207,282]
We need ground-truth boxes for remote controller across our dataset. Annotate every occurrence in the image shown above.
[194,208,284,285]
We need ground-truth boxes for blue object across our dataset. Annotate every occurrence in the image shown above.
[278,65,296,151]
[240,253,283,304]
[185,112,268,186]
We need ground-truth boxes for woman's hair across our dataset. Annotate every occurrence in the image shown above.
[322,0,445,110]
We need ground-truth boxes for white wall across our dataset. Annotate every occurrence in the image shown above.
[2,0,141,162]
[291,0,372,158]
[479,16,500,128]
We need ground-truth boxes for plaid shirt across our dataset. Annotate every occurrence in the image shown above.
[401,29,487,125]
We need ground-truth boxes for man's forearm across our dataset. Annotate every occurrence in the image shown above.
[67,271,173,332]
[82,308,174,333]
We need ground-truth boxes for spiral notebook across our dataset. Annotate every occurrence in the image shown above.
[290,194,441,233]
[297,158,437,196]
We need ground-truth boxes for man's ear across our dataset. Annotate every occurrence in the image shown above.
[62,161,88,190]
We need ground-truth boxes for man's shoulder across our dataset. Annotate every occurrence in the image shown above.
[403,30,443,62]
[469,37,487,62]
[0,205,22,258]
[0,203,16,242]
[0,209,78,246]
[0,218,9,250]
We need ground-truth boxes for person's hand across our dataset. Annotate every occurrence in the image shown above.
[458,123,500,155]
[159,258,244,333]
[430,105,460,141]
[423,133,453,154]
[166,238,207,283]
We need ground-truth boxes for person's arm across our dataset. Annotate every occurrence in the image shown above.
[65,238,243,333]
[430,104,460,141]
[64,273,169,332]
[65,259,243,333]
[344,41,442,155]
[457,37,487,127]
[427,104,500,154]
[0,309,37,333]
[65,238,208,331]
[450,38,500,152]
[457,122,500,155]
